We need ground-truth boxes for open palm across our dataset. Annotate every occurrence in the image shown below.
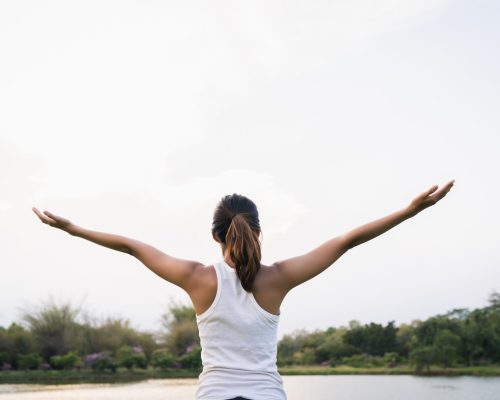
[32,207,73,232]
[409,179,455,214]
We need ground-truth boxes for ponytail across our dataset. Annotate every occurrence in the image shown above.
[225,213,261,292]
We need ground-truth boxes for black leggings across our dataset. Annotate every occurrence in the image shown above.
[226,397,252,400]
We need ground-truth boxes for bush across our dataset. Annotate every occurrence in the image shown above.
[342,353,384,368]
[383,352,400,367]
[83,351,117,372]
[292,347,316,365]
[50,351,82,370]
[39,362,52,370]
[179,345,202,370]
[151,349,176,370]
[116,345,147,370]
[1,362,12,371]
[17,353,42,370]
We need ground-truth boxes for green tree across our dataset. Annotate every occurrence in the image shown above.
[343,321,398,356]
[409,346,434,373]
[414,316,461,347]
[432,329,462,368]
[462,299,500,365]
[0,323,36,369]
[160,300,199,357]
[395,321,420,358]
[19,298,83,361]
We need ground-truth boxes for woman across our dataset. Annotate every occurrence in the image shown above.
[32,179,455,399]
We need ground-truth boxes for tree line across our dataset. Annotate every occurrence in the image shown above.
[1,291,499,373]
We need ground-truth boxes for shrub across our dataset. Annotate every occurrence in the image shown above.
[1,362,12,371]
[39,362,52,370]
[179,345,202,370]
[383,352,400,367]
[116,345,147,370]
[342,353,383,368]
[50,351,82,370]
[83,351,117,372]
[151,349,176,370]
[292,347,316,365]
[17,353,42,370]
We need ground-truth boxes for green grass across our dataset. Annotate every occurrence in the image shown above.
[0,368,200,384]
[1,365,499,385]
[278,364,500,376]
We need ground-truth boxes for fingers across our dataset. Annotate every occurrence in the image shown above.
[429,179,455,202]
[32,207,57,226]
[44,210,57,219]
[426,185,439,196]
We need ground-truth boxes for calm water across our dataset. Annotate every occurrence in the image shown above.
[0,375,499,400]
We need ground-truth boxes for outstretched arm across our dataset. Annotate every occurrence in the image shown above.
[269,180,455,293]
[31,208,203,291]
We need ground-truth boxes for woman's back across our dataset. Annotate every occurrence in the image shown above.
[195,259,287,400]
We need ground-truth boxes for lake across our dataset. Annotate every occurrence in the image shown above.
[1,375,499,399]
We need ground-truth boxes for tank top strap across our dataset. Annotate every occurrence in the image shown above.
[213,259,227,279]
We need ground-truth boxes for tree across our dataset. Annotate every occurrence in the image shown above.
[488,290,500,308]
[343,321,398,356]
[414,316,461,347]
[432,329,462,368]
[409,346,434,373]
[159,300,199,357]
[19,298,82,361]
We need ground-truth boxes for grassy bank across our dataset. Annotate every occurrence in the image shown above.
[1,365,499,385]
[279,365,500,376]
[0,368,200,384]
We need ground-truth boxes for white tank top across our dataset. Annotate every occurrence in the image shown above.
[195,259,287,400]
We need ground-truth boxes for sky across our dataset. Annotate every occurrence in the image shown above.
[1,0,499,340]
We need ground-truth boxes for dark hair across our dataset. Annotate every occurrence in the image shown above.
[211,193,262,292]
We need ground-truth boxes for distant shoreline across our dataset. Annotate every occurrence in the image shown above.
[1,365,499,385]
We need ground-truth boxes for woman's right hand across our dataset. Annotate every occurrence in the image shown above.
[408,180,455,216]
[32,207,76,234]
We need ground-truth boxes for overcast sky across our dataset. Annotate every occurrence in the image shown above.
[1,0,498,339]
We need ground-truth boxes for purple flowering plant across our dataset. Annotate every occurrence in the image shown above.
[132,345,143,354]
[1,362,12,371]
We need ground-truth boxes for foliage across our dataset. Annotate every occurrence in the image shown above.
[178,345,202,370]
[17,352,42,370]
[50,351,83,370]
[115,345,147,370]
[343,321,398,356]
[0,323,37,369]
[160,300,200,357]
[83,351,117,372]
[1,290,499,372]
[432,329,462,368]
[151,348,177,369]
[342,353,385,368]
[409,346,434,373]
[383,352,400,367]
[19,298,82,361]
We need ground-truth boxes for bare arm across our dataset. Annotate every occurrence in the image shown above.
[270,180,455,293]
[31,208,203,291]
